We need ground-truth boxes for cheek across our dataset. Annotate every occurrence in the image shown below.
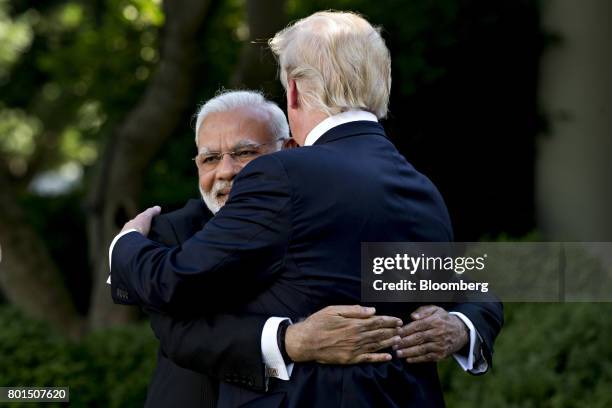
[199,172,214,192]
[239,160,252,170]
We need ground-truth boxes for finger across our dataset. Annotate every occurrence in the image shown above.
[335,305,376,318]
[359,335,402,353]
[376,335,402,351]
[411,305,441,320]
[133,206,161,220]
[358,328,400,346]
[398,318,434,337]
[406,352,439,364]
[393,328,438,350]
[363,315,404,330]
[139,206,161,218]
[352,353,393,364]
[395,341,441,359]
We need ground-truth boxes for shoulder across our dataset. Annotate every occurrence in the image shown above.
[250,146,328,174]
[150,199,212,246]
[234,148,324,193]
[163,199,211,226]
[226,154,295,206]
[234,152,292,183]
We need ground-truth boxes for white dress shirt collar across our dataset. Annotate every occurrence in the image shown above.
[303,109,378,146]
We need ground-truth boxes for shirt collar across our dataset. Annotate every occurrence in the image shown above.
[303,109,378,146]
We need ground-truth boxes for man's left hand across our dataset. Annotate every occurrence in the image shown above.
[394,305,468,364]
[120,206,161,237]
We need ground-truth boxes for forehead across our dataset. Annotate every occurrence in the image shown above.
[197,106,274,150]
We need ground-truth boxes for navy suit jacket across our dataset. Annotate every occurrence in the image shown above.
[111,121,503,407]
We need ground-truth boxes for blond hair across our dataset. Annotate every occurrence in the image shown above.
[269,11,391,119]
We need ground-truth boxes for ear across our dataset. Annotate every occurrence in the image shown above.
[287,78,299,110]
[282,138,299,149]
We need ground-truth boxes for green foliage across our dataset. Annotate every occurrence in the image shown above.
[440,303,612,408]
[0,0,164,179]
[0,306,157,407]
[0,0,35,81]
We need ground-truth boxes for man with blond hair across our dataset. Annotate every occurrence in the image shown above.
[111,11,502,407]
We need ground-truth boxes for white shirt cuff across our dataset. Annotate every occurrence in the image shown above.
[261,317,294,381]
[449,311,488,374]
[106,229,139,285]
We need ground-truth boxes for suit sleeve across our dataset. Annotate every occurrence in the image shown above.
[148,214,180,247]
[144,202,273,390]
[448,299,503,369]
[149,311,269,391]
[110,154,292,313]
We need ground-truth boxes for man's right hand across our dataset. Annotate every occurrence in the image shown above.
[285,305,402,364]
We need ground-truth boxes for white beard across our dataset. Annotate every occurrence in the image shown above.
[200,179,233,214]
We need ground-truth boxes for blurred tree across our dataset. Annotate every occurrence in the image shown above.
[537,0,612,241]
[231,0,287,94]
[86,0,218,328]
[0,170,84,337]
[0,0,94,338]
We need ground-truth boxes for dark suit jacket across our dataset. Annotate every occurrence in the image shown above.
[144,199,268,408]
[112,121,503,407]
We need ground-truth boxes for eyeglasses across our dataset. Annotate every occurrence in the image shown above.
[192,137,285,172]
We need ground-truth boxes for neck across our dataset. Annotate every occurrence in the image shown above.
[292,109,328,146]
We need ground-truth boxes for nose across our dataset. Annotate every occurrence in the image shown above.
[214,153,241,181]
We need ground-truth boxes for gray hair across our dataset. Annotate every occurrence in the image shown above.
[194,90,289,143]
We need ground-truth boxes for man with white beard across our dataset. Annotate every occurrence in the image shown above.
[193,91,295,212]
[142,90,405,408]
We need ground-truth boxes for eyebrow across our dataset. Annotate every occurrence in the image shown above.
[198,139,260,155]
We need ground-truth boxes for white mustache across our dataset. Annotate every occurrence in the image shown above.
[211,180,233,197]
[201,180,233,214]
